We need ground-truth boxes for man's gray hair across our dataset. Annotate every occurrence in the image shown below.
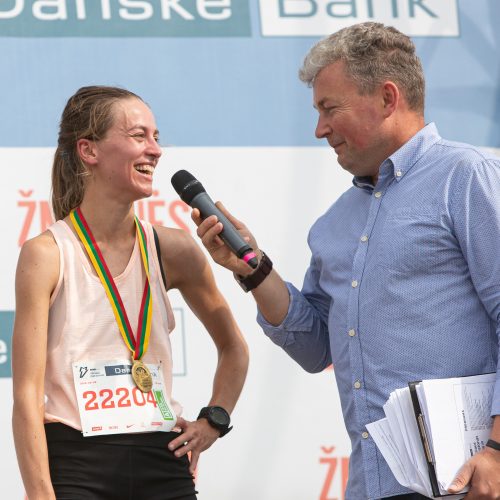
[299,22,425,112]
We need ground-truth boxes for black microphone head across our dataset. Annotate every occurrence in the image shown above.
[171,170,206,205]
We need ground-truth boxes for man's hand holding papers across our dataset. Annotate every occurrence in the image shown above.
[367,373,498,499]
[448,417,500,499]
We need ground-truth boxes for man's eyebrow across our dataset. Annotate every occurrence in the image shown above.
[314,97,338,110]
[314,98,328,110]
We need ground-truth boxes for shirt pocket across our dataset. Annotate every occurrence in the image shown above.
[374,206,441,274]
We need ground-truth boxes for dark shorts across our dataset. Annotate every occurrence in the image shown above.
[45,423,198,500]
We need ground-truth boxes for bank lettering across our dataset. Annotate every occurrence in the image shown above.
[0,0,251,37]
[259,0,459,37]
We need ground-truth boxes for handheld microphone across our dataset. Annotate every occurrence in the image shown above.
[171,170,258,269]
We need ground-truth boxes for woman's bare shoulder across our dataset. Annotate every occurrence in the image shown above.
[153,225,201,258]
[17,230,60,289]
[21,230,58,258]
[153,226,208,288]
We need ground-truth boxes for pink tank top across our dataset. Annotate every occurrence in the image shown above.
[45,220,181,430]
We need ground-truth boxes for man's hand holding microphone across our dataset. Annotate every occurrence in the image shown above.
[171,170,289,325]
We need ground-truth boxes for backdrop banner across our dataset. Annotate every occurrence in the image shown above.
[1,1,500,498]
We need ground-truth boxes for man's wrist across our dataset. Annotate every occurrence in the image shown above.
[236,249,264,278]
[235,251,273,292]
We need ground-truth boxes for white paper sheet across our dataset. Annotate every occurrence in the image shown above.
[367,373,495,499]
[421,373,495,492]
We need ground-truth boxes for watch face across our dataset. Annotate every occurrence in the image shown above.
[209,407,230,426]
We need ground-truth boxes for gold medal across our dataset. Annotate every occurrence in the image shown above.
[131,360,153,393]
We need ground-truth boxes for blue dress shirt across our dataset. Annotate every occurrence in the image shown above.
[257,123,500,499]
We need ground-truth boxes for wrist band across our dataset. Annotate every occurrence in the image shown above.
[486,439,500,452]
[236,251,273,292]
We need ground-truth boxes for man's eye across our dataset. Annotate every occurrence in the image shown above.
[318,106,335,116]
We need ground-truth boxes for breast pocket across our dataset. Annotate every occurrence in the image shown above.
[375,207,442,275]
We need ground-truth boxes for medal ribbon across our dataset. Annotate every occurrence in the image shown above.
[70,208,152,360]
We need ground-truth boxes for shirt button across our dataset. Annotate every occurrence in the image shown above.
[351,280,358,288]
[374,191,382,198]
[354,380,361,389]
[362,431,369,439]
[348,329,356,337]
[360,235,368,242]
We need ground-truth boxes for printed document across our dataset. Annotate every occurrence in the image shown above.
[367,373,495,498]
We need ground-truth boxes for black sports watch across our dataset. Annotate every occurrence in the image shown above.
[197,406,232,437]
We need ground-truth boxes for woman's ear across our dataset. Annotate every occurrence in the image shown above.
[76,138,98,165]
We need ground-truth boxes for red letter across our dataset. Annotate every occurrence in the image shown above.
[18,190,36,246]
[148,199,166,226]
[169,200,190,232]
[39,201,54,233]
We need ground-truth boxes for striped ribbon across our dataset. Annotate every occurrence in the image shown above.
[70,208,152,360]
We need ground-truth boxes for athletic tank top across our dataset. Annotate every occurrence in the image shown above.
[44,219,181,430]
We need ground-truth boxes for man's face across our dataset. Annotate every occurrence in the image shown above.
[313,60,388,178]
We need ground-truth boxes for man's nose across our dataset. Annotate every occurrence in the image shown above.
[315,115,331,139]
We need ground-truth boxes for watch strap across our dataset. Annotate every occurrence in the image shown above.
[486,438,500,452]
[236,251,273,292]
[197,406,232,437]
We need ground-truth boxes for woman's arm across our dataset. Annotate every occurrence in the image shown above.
[12,232,60,500]
[156,226,249,472]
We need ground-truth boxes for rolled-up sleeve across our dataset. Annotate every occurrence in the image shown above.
[257,257,332,373]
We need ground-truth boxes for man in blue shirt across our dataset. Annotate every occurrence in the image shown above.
[192,23,500,499]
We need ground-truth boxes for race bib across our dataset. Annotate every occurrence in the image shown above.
[72,359,177,437]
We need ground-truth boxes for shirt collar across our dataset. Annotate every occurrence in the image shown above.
[353,122,442,191]
[352,175,375,191]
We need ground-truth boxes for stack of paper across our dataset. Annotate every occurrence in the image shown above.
[366,373,495,499]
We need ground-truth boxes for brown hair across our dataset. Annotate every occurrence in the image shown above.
[299,22,425,113]
[51,85,141,220]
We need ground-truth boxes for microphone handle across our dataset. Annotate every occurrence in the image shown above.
[191,192,253,258]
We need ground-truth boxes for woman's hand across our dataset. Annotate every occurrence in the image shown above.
[168,417,221,474]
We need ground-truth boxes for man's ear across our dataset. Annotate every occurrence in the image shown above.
[381,81,400,118]
[76,138,98,165]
